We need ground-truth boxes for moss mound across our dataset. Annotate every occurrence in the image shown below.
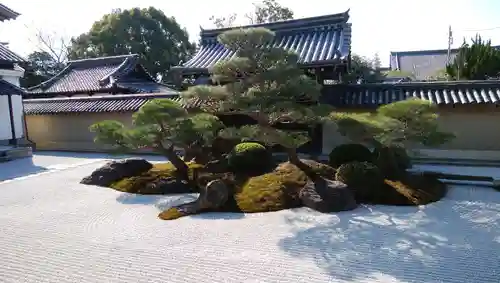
[328,143,373,168]
[230,160,335,213]
[335,161,446,205]
[108,157,445,220]
[110,162,205,194]
[380,173,447,205]
[228,142,273,174]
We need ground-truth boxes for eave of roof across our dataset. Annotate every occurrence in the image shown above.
[24,80,500,115]
[200,10,350,38]
[27,54,166,95]
[0,3,20,22]
[323,80,500,107]
[0,79,25,96]
[0,44,26,63]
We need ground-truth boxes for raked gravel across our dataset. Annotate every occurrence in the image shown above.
[0,159,499,283]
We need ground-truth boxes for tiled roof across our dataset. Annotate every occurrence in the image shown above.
[324,81,500,107]
[25,81,500,115]
[0,3,19,21]
[0,80,25,96]
[176,11,351,72]
[28,54,173,96]
[0,44,26,63]
[22,93,195,115]
[390,46,500,80]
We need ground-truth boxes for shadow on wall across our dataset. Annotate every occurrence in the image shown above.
[278,187,500,283]
[0,157,47,181]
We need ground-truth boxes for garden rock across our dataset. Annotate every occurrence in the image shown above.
[299,178,357,213]
[167,179,230,216]
[144,177,196,194]
[80,158,153,187]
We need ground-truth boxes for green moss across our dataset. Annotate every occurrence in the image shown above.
[110,162,204,194]
[381,173,447,205]
[228,142,272,174]
[158,207,185,220]
[228,160,336,213]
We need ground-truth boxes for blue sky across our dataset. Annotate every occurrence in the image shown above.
[1,0,499,66]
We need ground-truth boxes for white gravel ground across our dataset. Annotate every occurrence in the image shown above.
[0,154,499,283]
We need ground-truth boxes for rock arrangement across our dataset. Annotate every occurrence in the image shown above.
[80,143,447,221]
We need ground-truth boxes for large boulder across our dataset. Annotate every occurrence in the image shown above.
[299,178,358,213]
[159,179,230,220]
[80,158,153,187]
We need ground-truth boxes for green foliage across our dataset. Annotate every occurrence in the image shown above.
[20,51,65,88]
[210,0,293,28]
[446,35,500,80]
[68,7,196,79]
[328,143,373,168]
[384,70,415,80]
[228,142,273,173]
[376,98,455,147]
[335,161,383,201]
[181,27,332,151]
[344,54,385,83]
[90,98,224,154]
[331,98,455,148]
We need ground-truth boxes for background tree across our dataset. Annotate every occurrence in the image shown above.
[68,7,196,80]
[372,53,382,70]
[210,0,293,28]
[344,54,385,83]
[446,34,500,80]
[20,51,65,88]
[384,69,415,80]
[90,99,224,180]
[21,27,69,88]
[181,27,331,170]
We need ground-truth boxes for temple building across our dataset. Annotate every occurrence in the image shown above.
[171,10,352,86]
[25,54,177,98]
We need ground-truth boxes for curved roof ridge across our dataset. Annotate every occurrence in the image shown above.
[201,9,350,38]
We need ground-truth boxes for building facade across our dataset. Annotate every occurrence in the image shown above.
[26,54,177,98]
[171,10,352,87]
[390,46,500,80]
[0,3,28,150]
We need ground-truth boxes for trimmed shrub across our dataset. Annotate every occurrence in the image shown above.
[228,142,273,174]
[373,145,411,171]
[328,143,373,168]
[335,161,384,202]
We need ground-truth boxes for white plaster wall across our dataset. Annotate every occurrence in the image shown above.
[11,95,24,138]
[0,95,12,140]
[1,75,20,87]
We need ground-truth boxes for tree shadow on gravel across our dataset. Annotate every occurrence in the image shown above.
[278,187,500,283]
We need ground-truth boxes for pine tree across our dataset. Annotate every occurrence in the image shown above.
[181,27,333,168]
[90,99,224,179]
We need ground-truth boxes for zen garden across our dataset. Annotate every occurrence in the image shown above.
[81,27,458,220]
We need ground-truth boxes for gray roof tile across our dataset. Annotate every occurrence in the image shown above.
[324,81,500,107]
[28,54,173,96]
[25,81,500,115]
[177,11,351,71]
[0,44,26,63]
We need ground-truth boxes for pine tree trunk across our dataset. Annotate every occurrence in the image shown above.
[285,147,317,179]
[159,146,190,180]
